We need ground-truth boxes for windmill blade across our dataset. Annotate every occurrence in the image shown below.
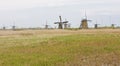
[54,22,60,24]
[63,21,68,23]
[87,20,92,22]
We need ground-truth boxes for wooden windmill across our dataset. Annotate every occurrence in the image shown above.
[80,13,92,29]
[45,21,49,29]
[94,24,100,29]
[94,21,100,29]
[2,25,6,30]
[12,21,16,30]
[111,24,116,29]
[11,17,16,30]
[12,26,16,30]
[3,26,6,30]
[54,16,68,29]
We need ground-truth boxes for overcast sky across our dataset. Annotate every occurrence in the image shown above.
[0,0,120,28]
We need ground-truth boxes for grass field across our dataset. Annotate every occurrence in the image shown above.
[0,29,120,66]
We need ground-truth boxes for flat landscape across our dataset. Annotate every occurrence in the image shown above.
[0,29,120,66]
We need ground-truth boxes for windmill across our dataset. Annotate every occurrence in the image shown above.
[11,16,16,30]
[3,26,6,30]
[111,24,116,29]
[45,20,49,29]
[94,24,100,29]
[80,13,92,29]
[2,24,6,30]
[54,16,68,29]
[12,21,16,30]
[94,21,100,29]
[43,20,52,29]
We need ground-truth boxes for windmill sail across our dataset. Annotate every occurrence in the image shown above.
[54,16,69,29]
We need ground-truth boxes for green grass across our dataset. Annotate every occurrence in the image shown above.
[0,32,120,66]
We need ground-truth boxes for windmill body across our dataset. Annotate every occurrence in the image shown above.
[12,26,16,30]
[111,24,116,29]
[95,24,98,29]
[3,26,6,30]
[94,24,100,29]
[45,25,49,29]
[80,18,92,29]
[45,21,49,29]
[80,19,88,29]
[59,22,63,29]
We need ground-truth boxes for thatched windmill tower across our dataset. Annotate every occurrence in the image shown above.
[54,16,68,29]
[80,17,92,29]
[80,12,92,29]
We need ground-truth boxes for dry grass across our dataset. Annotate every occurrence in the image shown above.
[0,29,120,36]
[0,29,120,66]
